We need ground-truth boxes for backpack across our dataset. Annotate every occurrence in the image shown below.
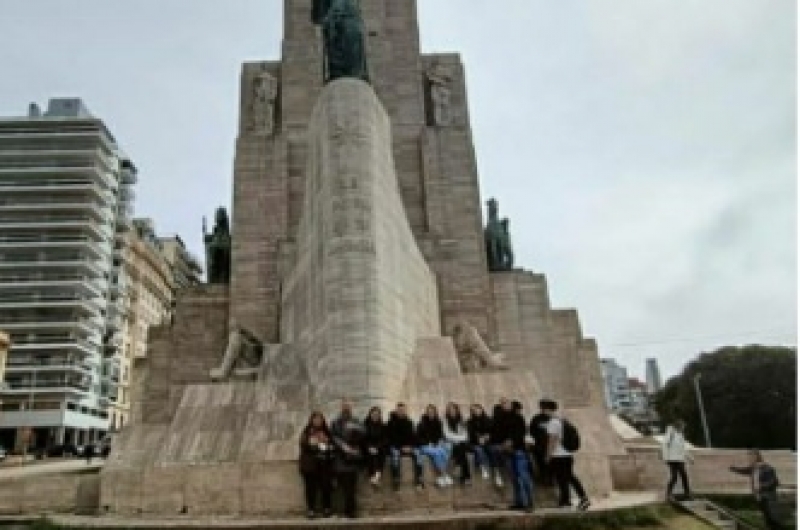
[561,420,581,452]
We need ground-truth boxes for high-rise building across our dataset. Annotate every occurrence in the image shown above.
[157,235,202,290]
[0,98,135,450]
[110,218,174,431]
[645,357,662,395]
[600,358,631,410]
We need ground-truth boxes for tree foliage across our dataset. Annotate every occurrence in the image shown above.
[655,345,796,450]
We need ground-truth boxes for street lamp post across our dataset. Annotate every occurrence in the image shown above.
[693,373,712,448]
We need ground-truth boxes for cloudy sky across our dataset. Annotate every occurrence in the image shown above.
[1,0,795,380]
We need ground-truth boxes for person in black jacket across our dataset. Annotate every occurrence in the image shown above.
[330,400,364,519]
[467,403,495,480]
[386,402,423,490]
[298,411,334,519]
[362,406,387,487]
[416,404,453,488]
[530,401,553,485]
[507,401,534,511]
[489,397,514,487]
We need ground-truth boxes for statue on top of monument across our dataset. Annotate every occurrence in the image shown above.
[203,207,232,284]
[312,0,370,84]
[484,198,515,271]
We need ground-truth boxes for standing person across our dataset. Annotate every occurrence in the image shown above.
[507,401,534,511]
[489,397,514,487]
[529,402,553,485]
[331,399,364,519]
[416,404,453,488]
[362,406,387,487]
[542,399,590,510]
[662,419,694,501]
[386,402,423,490]
[443,402,472,485]
[466,403,494,480]
[298,411,334,519]
[730,449,785,530]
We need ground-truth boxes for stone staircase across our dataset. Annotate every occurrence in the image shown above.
[676,498,757,530]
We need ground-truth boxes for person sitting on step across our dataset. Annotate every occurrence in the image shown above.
[362,406,387,487]
[443,402,472,486]
[415,404,453,488]
[386,402,423,490]
[467,403,496,481]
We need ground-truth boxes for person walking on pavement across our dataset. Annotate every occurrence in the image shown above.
[730,449,785,530]
[662,419,694,501]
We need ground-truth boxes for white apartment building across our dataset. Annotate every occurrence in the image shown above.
[0,98,135,451]
[600,358,632,411]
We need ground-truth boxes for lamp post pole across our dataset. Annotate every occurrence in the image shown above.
[693,373,712,448]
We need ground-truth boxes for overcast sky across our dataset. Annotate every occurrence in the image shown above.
[1,1,795,380]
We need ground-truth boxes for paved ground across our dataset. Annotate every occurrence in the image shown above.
[31,492,662,528]
[0,457,103,478]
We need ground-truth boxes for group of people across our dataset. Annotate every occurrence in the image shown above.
[298,397,591,519]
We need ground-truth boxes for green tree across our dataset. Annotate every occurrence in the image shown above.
[655,345,796,450]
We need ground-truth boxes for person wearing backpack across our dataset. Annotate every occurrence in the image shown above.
[542,399,590,511]
[661,419,694,502]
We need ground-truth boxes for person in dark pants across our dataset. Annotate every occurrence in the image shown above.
[443,402,471,485]
[661,419,693,501]
[466,403,495,480]
[489,397,514,488]
[386,402,423,490]
[331,399,365,519]
[507,401,534,511]
[362,406,387,487]
[730,449,785,530]
[529,403,553,485]
[542,399,590,511]
[298,411,334,519]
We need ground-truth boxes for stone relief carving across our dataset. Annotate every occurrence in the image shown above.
[251,72,278,135]
[452,321,508,373]
[427,64,453,126]
[209,327,264,381]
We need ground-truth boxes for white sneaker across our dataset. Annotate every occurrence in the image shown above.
[494,472,504,488]
[444,475,454,486]
[481,467,490,480]
[435,476,446,488]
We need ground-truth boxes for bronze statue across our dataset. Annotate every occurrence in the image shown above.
[312,0,370,84]
[203,207,232,284]
[484,199,514,271]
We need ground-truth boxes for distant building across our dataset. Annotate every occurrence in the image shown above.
[158,236,202,290]
[0,331,9,387]
[0,98,135,449]
[600,358,631,411]
[627,377,649,413]
[111,219,175,431]
[645,357,662,395]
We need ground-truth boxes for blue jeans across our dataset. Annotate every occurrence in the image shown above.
[509,450,534,508]
[389,447,423,483]
[418,444,450,473]
[472,443,498,469]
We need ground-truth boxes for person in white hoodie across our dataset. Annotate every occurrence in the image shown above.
[662,419,694,501]
[444,402,472,485]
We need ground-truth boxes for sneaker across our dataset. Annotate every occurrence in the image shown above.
[481,467,490,480]
[370,473,380,487]
[435,476,446,488]
[444,475,454,486]
[578,498,591,511]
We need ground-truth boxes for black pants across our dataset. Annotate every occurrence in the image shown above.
[533,449,552,485]
[759,496,785,530]
[302,470,332,513]
[365,448,386,477]
[550,456,587,507]
[337,471,358,518]
[451,442,471,480]
[666,461,691,496]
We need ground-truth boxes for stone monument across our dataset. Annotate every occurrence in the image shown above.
[102,0,623,516]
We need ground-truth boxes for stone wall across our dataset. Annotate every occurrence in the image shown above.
[0,470,99,515]
[138,285,229,425]
[611,445,798,493]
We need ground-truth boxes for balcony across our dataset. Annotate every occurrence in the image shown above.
[0,201,113,223]
[0,165,116,190]
[2,377,92,396]
[0,319,97,334]
[0,277,104,297]
[6,360,93,377]
[0,182,110,204]
[0,258,105,277]
[0,235,106,258]
[0,295,101,316]
[0,218,107,240]
[10,337,96,357]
